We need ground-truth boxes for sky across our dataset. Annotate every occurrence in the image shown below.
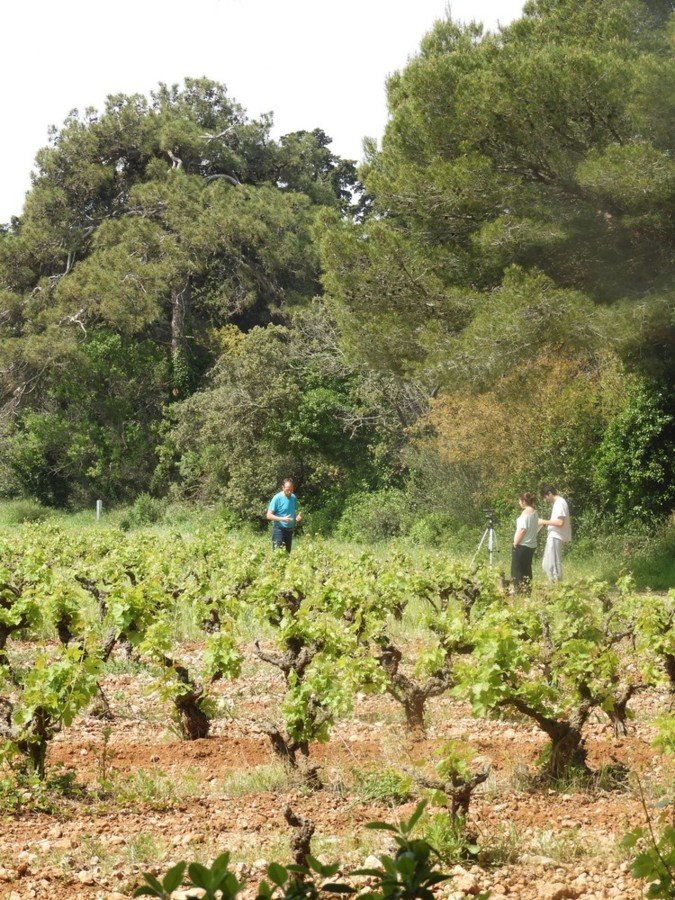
[1,0,525,224]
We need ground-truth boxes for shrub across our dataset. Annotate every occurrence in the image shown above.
[335,489,408,542]
[627,523,675,591]
[593,382,675,525]
[120,494,166,531]
[0,499,52,525]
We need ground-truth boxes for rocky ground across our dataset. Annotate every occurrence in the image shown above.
[0,644,671,900]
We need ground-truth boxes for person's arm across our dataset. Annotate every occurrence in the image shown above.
[266,501,292,523]
[538,514,566,527]
[513,527,526,548]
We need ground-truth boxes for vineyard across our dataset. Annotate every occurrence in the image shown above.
[0,523,673,899]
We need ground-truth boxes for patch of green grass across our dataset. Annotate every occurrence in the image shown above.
[524,825,599,862]
[99,766,202,809]
[481,822,521,866]
[124,831,168,867]
[219,763,294,797]
[0,765,86,815]
[104,655,147,676]
[421,810,480,864]
[351,767,413,804]
[626,526,675,590]
[0,499,53,526]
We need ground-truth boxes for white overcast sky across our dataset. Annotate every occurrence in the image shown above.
[1,0,524,224]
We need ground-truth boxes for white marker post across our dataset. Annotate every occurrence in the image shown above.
[95,499,102,522]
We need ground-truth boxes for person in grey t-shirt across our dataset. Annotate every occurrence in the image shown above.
[511,491,539,592]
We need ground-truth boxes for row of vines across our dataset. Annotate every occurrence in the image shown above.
[1,523,672,779]
[0,523,673,894]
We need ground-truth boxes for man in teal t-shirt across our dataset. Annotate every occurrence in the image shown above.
[266,478,302,553]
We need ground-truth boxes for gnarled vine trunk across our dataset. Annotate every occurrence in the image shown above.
[162,656,210,740]
[378,642,453,736]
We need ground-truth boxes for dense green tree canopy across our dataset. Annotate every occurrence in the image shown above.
[0,79,360,505]
[166,304,423,522]
[318,0,674,526]
[0,6,672,533]
[321,0,674,382]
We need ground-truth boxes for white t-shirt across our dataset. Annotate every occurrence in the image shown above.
[514,511,539,548]
[548,495,571,543]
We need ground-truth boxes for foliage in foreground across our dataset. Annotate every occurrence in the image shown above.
[135,801,482,900]
[622,812,675,899]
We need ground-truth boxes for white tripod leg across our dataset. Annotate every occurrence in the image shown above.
[471,528,490,566]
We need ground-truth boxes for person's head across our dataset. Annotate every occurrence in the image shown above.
[541,484,557,501]
[281,478,295,497]
[519,492,537,509]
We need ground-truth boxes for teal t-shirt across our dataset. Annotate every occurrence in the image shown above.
[268,492,298,529]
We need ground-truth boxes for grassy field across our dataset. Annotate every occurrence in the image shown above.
[0,498,672,591]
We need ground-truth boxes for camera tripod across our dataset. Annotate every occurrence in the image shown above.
[471,514,499,568]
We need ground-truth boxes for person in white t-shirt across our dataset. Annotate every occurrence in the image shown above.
[538,485,571,582]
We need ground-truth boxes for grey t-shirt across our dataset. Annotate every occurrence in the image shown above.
[515,511,539,548]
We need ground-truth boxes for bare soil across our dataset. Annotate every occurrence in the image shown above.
[0,644,671,900]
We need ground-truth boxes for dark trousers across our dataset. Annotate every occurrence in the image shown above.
[511,544,535,592]
[272,524,293,553]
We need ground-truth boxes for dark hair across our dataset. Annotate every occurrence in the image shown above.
[282,477,295,488]
[540,484,557,497]
[519,492,537,507]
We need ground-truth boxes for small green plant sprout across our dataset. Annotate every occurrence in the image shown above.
[408,741,490,824]
[257,856,343,900]
[357,800,452,899]
[139,802,462,900]
[134,853,244,899]
[404,743,488,864]
[621,776,675,899]
[354,768,413,804]
[139,619,242,740]
[257,807,346,900]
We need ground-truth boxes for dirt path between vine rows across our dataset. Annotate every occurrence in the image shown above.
[0,649,671,900]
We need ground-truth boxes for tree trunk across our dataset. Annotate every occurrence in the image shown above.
[506,697,592,780]
[664,654,675,693]
[402,690,428,736]
[171,281,191,396]
[19,707,51,779]
[260,725,321,788]
[608,684,643,736]
[284,807,315,868]
[162,656,210,740]
[171,282,190,354]
[89,685,114,720]
[0,625,9,669]
[175,694,210,740]
[546,723,589,780]
[56,615,73,646]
